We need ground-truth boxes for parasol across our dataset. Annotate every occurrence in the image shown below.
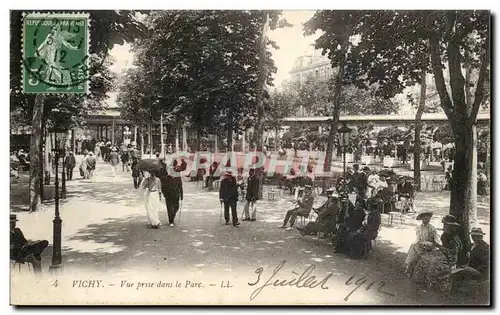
[136,158,163,173]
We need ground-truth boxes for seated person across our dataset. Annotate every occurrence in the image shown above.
[450,227,489,286]
[477,171,488,196]
[397,177,415,213]
[17,151,30,170]
[403,210,440,275]
[205,161,220,188]
[10,214,48,274]
[297,189,340,236]
[279,185,314,231]
[411,215,463,292]
[334,199,366,254]
[346,197,383,258]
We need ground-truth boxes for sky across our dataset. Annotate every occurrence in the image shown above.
[108,11,320,88]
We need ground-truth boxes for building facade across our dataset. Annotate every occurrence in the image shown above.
[289,54,333,87]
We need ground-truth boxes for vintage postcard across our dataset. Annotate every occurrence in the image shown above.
[9,9,491,305]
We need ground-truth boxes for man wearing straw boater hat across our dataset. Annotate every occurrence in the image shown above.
[10,214,49,274]
[403,209,440,275]
[219,168,240,227]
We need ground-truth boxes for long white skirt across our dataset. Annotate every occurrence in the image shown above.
[144,190,161,226]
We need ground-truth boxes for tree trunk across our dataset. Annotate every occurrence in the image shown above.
[450,120,474,266]
[464,62,477,228]
[322,47,346,193]
[148,122,152,158]
[413,72,427,192]
[254,12,269,152]
[182,125,188,151]
[227,107,233,152]
[196,128,201,152]
[175,124,180,153]
[274,126,279,151]
[140,126,144,157]
[323,47,346,174]
[160,111,165,157]
[29,95,44,212]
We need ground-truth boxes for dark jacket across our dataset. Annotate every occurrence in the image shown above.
[162,174,183,201]
[297,193,314,214]
[246,175,260,201]
[468,240,489,276]
[219,175,238,202]
[317,199,340,221]
[159,162,183,200]
[10,228,28,260]
[121,151,129,163]
[131,160,140,177]
[351,171,368,190]
[362,211,381,240]
[346,209,365,232]
[65,155,76,168]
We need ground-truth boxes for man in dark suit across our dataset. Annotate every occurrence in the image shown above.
[351,164,368,200]
[159,159,184,227]
[279,185,315,231]
[297,190,340,236]
[219,169,240,227]
[10,214,48,274]
[242,168,260,221]
[64,152,76,180]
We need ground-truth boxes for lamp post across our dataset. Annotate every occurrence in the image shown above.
[338,122,352,180]
[49,128,67,273]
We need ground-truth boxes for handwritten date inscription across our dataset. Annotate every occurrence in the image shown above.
[344,275,395,301]
[247,260,395,302]
[248,260,332,301]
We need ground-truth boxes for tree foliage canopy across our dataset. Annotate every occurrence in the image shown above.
[118,10,290,138]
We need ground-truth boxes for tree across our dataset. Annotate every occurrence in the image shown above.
[119,10,290,153]
[304,11,376,178]
[267,86,296,150]
[10,10,146,212]
[308,10,490,262]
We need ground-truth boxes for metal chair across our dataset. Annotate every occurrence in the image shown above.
[11,259,32,273]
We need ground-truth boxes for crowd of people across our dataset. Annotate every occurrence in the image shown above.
[10,144,489,299]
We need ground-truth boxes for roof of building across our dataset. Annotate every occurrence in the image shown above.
[283,112,490,122]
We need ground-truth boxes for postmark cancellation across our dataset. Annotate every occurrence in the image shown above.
[22,12,90,94]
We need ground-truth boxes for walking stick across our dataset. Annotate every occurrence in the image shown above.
[220,202,223,225]
[177,200,182,223]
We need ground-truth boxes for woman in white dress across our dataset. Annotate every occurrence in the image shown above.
[140,170,162,228]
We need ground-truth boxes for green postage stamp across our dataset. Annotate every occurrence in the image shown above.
[23,13,90,94]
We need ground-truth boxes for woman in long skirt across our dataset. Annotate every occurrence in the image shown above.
[141,170,162,228]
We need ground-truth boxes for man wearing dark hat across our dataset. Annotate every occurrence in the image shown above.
[159,159,184,227]
[334,199,366,254]
[10,214,49,274]
[219,169,240,227]
[64,152,76,180]
[351,164,368,200]
[297,189,340,236]
[346,198,383,258]
[279,185,314,231]
[243,168,260,222]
